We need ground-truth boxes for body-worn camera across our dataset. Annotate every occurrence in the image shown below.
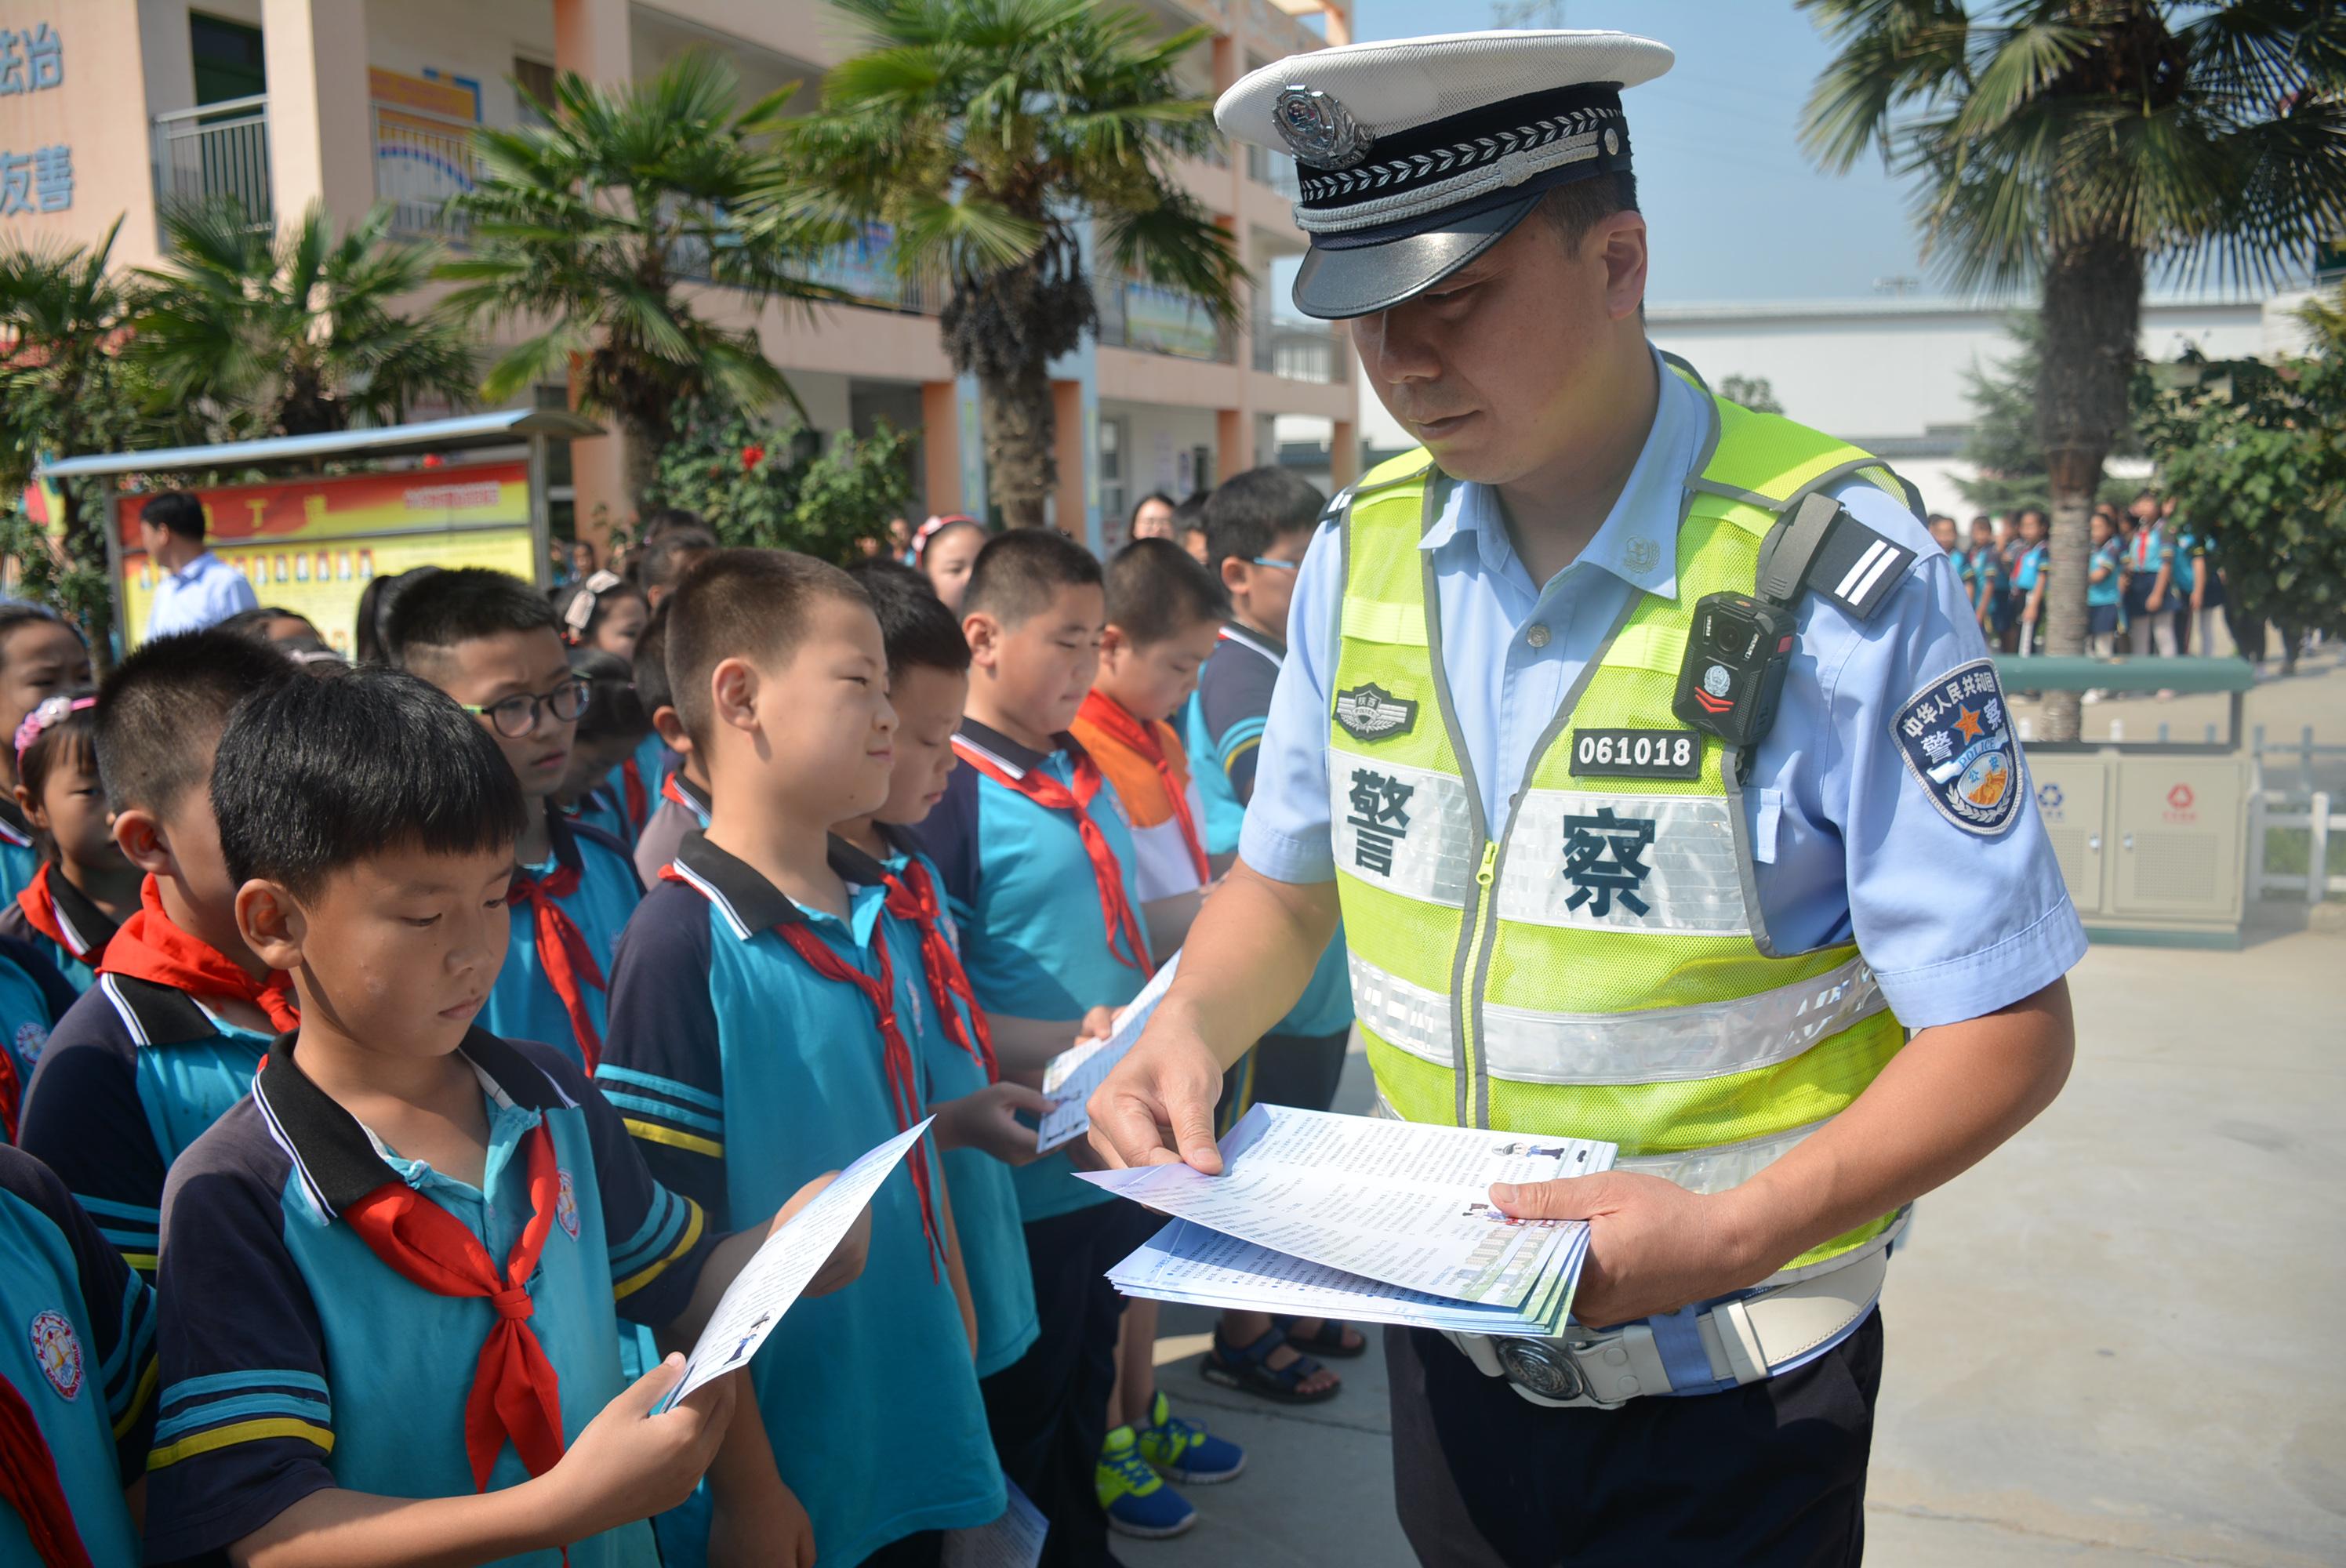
[1672,592,1799,757]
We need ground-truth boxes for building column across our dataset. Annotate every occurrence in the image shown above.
[553,0,636,543]
[553,0,632,82]
[1216,408,1252,482]
[260,0,373,230]
[920,381,961,520]
[1331,417,1360,489]
[1052,381,1087,539]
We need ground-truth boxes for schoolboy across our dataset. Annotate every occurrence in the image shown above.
[623,527,718,811]
[0,1144,157,1563]
[388,569,642,1074]
[600,550,1004,1567]
[836,561,1051,1388]
[1187,468,1363,1396]
[147,666,842,1566]
[561,648,654,849]
[630,606,713,884]
[909,530,1157,1568]
[16,630,298,1274]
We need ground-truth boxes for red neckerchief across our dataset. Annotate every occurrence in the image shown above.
[618,757,648,831]
[340,1119,568,1495]
[1077,690,1209,883]
[100,876,300,1033]
[951,736,1148,971]
[508,858,607,1075]
[0,1371,93,1568]
[0,1057,18,1143]
[882,855,997,1081]
[14,865,111,968]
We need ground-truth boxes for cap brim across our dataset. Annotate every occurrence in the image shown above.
[1291,193,1539,321]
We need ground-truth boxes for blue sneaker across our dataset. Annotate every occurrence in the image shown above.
[1135,1389,1247,1484]
[1099,1425,1197,1537]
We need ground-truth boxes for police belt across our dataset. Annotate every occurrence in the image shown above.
[1442,1225,1896,1410]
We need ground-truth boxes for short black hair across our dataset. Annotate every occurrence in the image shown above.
[1204,466,1324,574]
[632,601,674,716]
[212,666,527,899]
[216,606,333,662]
[1105,539,1227,646]
[851,559,970,678]
[1131,492,1176,525]
[638,507,705,544]
[142,491,206,542]
[637,528,718,597]
[665,550,868,750]
[1537,170,1640,253]
[354,567,438,666]
[554,572,648,646]
[384,568,560,670]
[1171,491,1210,529]
[568,645,648,746]
[962,529,1102,630]
[97,630,296,816]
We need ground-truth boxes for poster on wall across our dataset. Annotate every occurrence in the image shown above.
[118,462,537,656]
[1121,282,1221,361]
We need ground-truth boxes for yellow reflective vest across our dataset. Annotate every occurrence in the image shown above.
[1329,376,1909,1270]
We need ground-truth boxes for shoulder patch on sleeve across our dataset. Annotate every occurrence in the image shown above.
[1811,514,1917,622]
[1890,658,2022,837]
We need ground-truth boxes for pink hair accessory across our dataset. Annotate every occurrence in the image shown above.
[14,694,94,764]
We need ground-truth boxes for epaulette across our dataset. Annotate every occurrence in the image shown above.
[1754,493,1916,623]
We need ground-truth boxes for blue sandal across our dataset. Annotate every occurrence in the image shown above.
[1200,1324,1341,1405]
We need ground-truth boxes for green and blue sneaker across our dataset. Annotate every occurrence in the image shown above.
[1098,1424,1197,1538]
[1135,1389,1247,1484]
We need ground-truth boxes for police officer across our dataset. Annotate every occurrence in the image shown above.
[1088,29,2084,1566]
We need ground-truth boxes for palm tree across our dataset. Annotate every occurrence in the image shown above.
[1800,1,2346,739]
[772,0,1243,530]
[0,219,185,639]
[135,201,478,441]
[440,51,844,510]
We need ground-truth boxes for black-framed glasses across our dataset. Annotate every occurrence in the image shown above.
[462,677,590,738]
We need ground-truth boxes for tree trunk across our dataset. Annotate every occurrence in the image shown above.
[980,361,1055,531]
[2034,233,2143,742]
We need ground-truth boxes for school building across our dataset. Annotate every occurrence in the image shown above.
[0,0,1361,550]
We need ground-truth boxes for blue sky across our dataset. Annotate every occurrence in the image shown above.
[1335,0,1937,303]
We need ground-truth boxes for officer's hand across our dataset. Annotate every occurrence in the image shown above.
[1491,1172,1761,1328]
[1087,1007,1226,1172]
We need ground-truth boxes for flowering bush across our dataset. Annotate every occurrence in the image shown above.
[644,397,913,564]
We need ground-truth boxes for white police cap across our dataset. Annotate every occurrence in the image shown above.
[1216,30,1673,319]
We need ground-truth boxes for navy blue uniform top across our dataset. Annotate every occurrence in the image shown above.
[144,1031,718,1566]
[597,833,1004,1564]
[0,1145,157,1567]
[0,871,120,996]
[0,933,79,1138]
[17,971,271,1274]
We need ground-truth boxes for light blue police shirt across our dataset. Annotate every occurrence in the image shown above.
[1239,350,2086,1034]
[144,551,260,639]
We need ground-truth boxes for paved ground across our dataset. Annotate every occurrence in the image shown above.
[1124,924,2346,1566]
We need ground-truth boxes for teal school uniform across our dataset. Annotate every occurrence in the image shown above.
[17,971,271,1273]
[870,828,1037,1378]
[0,867,120,996]
[0,1145,156,1568]
[599,833,1004,1566]
[0,802,39,911]
[486,811,642,1074]
[0,935,78,1142]
[143,1031,717,1567]
[911,720,1149,1222]
[568,782,636,849]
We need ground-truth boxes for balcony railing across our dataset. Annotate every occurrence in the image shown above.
[1096,276,1233,364]
[1253,314,1349,383]
[1246,143,1302,199]
[151,95,271,229]
[373,101,479,240]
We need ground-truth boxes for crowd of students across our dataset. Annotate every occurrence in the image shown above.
[1928,490,2230,692]
[0,466,1353,1568]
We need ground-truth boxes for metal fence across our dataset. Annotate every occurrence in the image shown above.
[2250,789,2346,903]
[372,101,479,240]
[151,95,271,230]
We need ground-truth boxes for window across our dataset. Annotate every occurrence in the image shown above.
[190,13,265,104]
[1099,417,1128,546]
[514,56,557,125]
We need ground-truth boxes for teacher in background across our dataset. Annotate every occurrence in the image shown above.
[141,491,258,639]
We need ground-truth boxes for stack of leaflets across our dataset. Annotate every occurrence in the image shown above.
[1077,1104,1616,1338]
[1032,950,1182,1153]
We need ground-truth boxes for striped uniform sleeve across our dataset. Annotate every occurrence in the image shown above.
[596,882,729,1225]
[577,1069,723,1331]
[17,1000,169,1276]
[906,764,982,927]
[1197,644,1282,807]
[144,1126,336,1560]
[0,1149,160,1482]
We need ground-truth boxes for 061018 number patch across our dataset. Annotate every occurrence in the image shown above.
[1568,728,1703,781]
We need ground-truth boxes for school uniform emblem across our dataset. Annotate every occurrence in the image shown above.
[1892,658,2022,837]
[13,1021,45,1069]
[28,1309,82,1400]
[1335,684,1418,742]
[554,1167,580,1240]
